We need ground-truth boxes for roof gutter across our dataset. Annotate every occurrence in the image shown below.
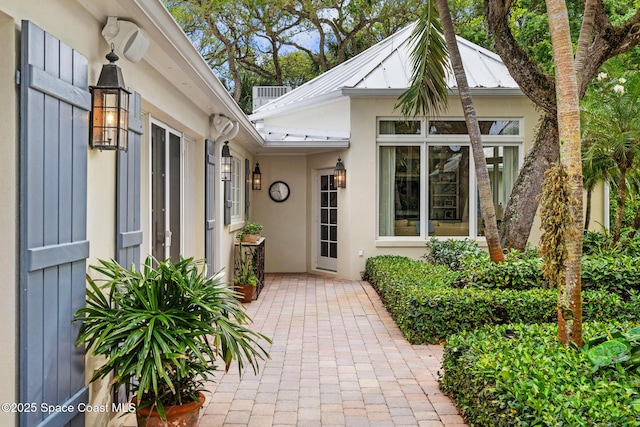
[263,140,350,149]
[341,87,525,97]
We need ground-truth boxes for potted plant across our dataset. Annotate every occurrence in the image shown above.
[238,220,263,243]
[234,242,258,303]
[74,257,270,426]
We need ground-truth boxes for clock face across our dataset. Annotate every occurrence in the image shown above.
[269,181,290,202]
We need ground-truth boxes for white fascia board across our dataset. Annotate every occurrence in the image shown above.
[341,87,524,97]
[263,140,350,149]
[261,126,350,140]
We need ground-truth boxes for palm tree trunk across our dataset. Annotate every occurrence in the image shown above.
[546,0,583,347]
[434,0,504,262]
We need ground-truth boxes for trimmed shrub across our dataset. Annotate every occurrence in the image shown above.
[423,238,484,271]
[582,254,640,298]
[456,249,545,290]
[364,256,640,344]
[364,255,455,291]
[364,256,457,335]
[441,322,640,426]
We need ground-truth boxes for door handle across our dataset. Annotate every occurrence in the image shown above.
[165,230,172,247]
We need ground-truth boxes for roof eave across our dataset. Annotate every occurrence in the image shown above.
[341,87,525,97]
[263,140,350,148]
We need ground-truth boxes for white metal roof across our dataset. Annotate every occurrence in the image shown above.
[251,22,519,119]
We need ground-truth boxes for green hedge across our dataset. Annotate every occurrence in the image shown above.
[425,238,640,298]
[365,256,640,344]
[582,254,640,297]
[441,323,640,426]
[456,250,544,290]
[424,238,484,271]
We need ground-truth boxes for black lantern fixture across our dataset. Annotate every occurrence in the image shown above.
[89,46,131,151]
[252,162,262,190]
[221,141,232,181]
[334,157,346,188]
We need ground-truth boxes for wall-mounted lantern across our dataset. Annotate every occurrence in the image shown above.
[334,157,346,188]
[89,47,130,151]
[221,141,232,181]
[252,163,262,190]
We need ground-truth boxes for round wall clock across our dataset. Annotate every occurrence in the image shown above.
[269,181,290,202]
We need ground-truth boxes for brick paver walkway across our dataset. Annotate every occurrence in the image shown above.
[197,273,467,427]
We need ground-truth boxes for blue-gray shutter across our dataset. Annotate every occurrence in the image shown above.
[19,21,90,427]
[116,91,143,268]
[205,139,216,275]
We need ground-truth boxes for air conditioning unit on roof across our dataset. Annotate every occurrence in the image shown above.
[252,86,291,112]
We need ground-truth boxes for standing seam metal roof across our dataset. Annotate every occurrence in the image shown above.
[252,22,519,116]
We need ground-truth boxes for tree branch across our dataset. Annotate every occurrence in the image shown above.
[484,0,556,114]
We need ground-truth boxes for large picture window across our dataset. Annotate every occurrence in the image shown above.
[377,118,522,239]
[477,145,519,236]
[429,146,470,236]
[379,145,421,237]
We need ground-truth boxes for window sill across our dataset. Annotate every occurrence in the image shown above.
[375,239,426,247]
[229,221,244,233]
[376,235,488,247]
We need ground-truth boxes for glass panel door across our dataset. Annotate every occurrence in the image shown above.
[152,122,182,262]
[317,169,337,271]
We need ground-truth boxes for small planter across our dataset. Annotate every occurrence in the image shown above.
[241,233,260,243]
[236,283,255,303]
[135,392,205,427]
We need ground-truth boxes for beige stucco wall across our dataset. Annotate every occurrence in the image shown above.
[249,155,308,273]
[262,97,350,131]
[216,142,259,282]
[587,182,607,231]
[0,11,18,427]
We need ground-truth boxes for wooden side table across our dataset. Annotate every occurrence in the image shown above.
[234,237,265,299]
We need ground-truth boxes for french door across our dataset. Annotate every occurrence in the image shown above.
[151,122,182,262]
[317,169,338,271]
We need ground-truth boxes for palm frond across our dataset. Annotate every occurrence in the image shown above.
[395,0,449,118]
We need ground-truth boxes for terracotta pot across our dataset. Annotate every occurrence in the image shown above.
[236,283,255,303]
[135,393,205,427]
[241,233,260,243]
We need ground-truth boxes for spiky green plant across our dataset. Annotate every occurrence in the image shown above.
[74,257,270,420]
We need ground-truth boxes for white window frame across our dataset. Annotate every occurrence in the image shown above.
[230,155,243,222]
[148,117,185,257]
[376,117,523,243]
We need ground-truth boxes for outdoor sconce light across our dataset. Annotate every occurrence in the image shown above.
[252,163,262,190]
[221,141,232,181]
[89,47,131,151]
[334,157,346,188]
